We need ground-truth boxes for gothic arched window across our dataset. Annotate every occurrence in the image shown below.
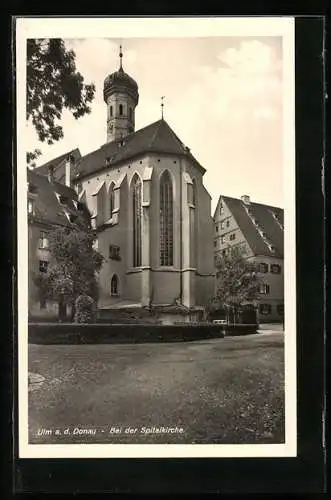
[109,183,115,218]
[132,175,142,267]
[119,104,123,116]
[111,274,119,295]
[160,170,174,266]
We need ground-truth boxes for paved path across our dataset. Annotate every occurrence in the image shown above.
[28,332,285,445]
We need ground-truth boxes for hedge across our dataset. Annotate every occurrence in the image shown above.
[28,323,258,345]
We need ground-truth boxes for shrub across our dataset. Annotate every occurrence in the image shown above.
[74,294,96,323]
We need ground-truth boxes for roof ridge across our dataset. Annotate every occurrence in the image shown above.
[35,147,80,171]
[221,194,283,211]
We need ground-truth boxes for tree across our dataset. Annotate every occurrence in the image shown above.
[210,246,261,324]
[34,215,104,321]
[27,38,95,164]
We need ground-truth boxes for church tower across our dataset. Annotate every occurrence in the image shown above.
[103,46,139,143]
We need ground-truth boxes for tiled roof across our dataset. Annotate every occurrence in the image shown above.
[27,168,90,227]
[71,119,205,180]
[220,195,284,258]
[33,148,81,184]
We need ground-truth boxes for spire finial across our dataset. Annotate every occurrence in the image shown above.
[161,96,165,119]
[119,44,123,69]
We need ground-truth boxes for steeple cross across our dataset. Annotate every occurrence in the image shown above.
[119,44,123,69]
[161,96,165,119]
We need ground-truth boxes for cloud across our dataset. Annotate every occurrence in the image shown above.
[185,39,282,124]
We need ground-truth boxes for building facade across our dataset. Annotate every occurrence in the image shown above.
[213,194,284,323]
[33,50,215,322]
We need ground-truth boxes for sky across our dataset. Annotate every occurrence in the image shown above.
[27,36,284,213]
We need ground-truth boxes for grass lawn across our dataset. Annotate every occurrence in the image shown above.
[28,332,285,444]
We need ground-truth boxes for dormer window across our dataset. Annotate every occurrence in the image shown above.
[28,199,35,215]
[56,193,68,205]
[64,210,78,223]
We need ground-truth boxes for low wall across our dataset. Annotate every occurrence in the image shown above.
[28,322,257,344]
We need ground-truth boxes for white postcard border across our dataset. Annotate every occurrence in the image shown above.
[16,16,296,459]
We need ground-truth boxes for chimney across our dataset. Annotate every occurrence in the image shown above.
[48,165,54,183]
[241,195,250,205]
[65,154,74,187]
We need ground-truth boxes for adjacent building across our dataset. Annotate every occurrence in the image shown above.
[27,166,89,318]
[213,194,284,323]
[32,49,215,323]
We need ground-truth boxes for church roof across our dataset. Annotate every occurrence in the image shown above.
[27,168,90,227]
[217,195,284,259]
[33,148,81,183]
[72,119,206,180]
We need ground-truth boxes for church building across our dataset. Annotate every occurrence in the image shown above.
[33,48,215,322]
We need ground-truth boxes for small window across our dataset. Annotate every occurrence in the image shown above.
[221,236,225,244]
[222,249,226,256]
[219,203,224,215]
[259,303,271,315]
[64,211,78,223]
[271,264,281,274]
[226,220,230,227]
[277,304,284,316]
[111,274,119,296]
[229,233,236,241]
[109,244,121,261]
[258,262,268,273]
[259,283,270,295]
[110,105,113,117]
[60,195,68,204]
[39,260,48,273]
[214,241,217,247]
[220,221,224,230]
[28,199,34,214]
[216,225,218,232]
[119,104,123,115]
[39,231,49,249]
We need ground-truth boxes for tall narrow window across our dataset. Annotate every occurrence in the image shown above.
[111,274,119,295]
[110,105,113,117]
[160,171,173,266]
[109,183,115,218]
[39,231,48,249]
[132,175,142,267]
[119,104,123,115]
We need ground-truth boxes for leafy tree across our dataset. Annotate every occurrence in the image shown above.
[210,246,261,324]
[34,215,104,321]
[27,38,95,164]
